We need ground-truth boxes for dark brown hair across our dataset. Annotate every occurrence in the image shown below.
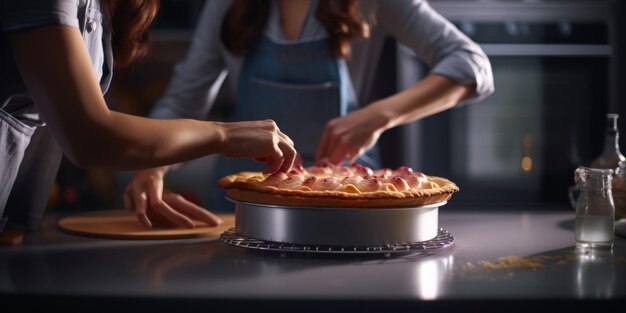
[105,0,160,67]
[221,0,369,58]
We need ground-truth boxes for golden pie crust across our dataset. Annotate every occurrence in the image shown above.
[218,164,459,208]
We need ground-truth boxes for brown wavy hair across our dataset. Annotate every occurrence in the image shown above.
[221,0,369,58]
[105,0,160,67]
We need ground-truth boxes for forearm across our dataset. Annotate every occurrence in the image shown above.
[368,74,474,131]
[135,165,171,179]
[10,25,226,170]
[74,113,226,170]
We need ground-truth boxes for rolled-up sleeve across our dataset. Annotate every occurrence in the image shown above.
[149,0,229,120]
[1,0,79,32]
[376,0,494,104]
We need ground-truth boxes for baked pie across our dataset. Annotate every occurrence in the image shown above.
[218,162,459,208]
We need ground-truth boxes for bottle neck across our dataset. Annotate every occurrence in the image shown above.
[578,178,612,190]
[602,131,624,157]
[575,167,613,190]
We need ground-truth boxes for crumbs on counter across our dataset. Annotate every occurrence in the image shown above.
[458,252,625,281]
[458,253,575,280]
[480,255,575,271]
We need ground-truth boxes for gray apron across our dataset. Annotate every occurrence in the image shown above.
[0,95,48,231]
[0,0,112,231]
[209,35,380,212]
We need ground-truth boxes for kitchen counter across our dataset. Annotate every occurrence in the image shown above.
[1,208,625,311]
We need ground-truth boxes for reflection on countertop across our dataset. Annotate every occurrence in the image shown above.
[1,209,625,310]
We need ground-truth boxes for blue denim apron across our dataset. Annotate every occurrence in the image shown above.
[209,35,379,212]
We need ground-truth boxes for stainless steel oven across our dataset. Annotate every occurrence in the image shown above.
[394,0,619,207]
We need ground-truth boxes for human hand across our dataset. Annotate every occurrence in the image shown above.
[316,105,391,164]
[124,167,223,229]
[218,120,297,173]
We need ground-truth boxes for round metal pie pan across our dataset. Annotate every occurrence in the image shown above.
[228,197,444,246]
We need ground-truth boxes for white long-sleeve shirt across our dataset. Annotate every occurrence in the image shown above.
[150,0,494,120]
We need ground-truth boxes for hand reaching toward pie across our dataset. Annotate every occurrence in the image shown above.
[315,74,476,165]
[315,104,391,165]
[217,119,297,173]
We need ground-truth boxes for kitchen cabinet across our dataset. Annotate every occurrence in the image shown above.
[1,208,624,311]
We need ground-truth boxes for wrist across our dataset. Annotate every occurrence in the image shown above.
[138,166,170,179]
[367,100,397,131]
[210,121,228,154]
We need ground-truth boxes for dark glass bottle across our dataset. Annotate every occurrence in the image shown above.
[591,114,626,169]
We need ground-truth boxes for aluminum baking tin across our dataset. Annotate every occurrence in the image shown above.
[227,197,445,246]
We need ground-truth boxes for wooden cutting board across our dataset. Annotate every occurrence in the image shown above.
[58,210,234,240]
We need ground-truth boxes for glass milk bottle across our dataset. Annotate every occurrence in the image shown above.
[574,166,615,250]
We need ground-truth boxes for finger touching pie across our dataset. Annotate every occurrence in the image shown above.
[218,162,459,208]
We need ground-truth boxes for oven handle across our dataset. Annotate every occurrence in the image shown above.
[479,44,612,57]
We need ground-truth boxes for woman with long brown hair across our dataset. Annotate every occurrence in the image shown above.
[124,0,494,227]
[0,0,296,233]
